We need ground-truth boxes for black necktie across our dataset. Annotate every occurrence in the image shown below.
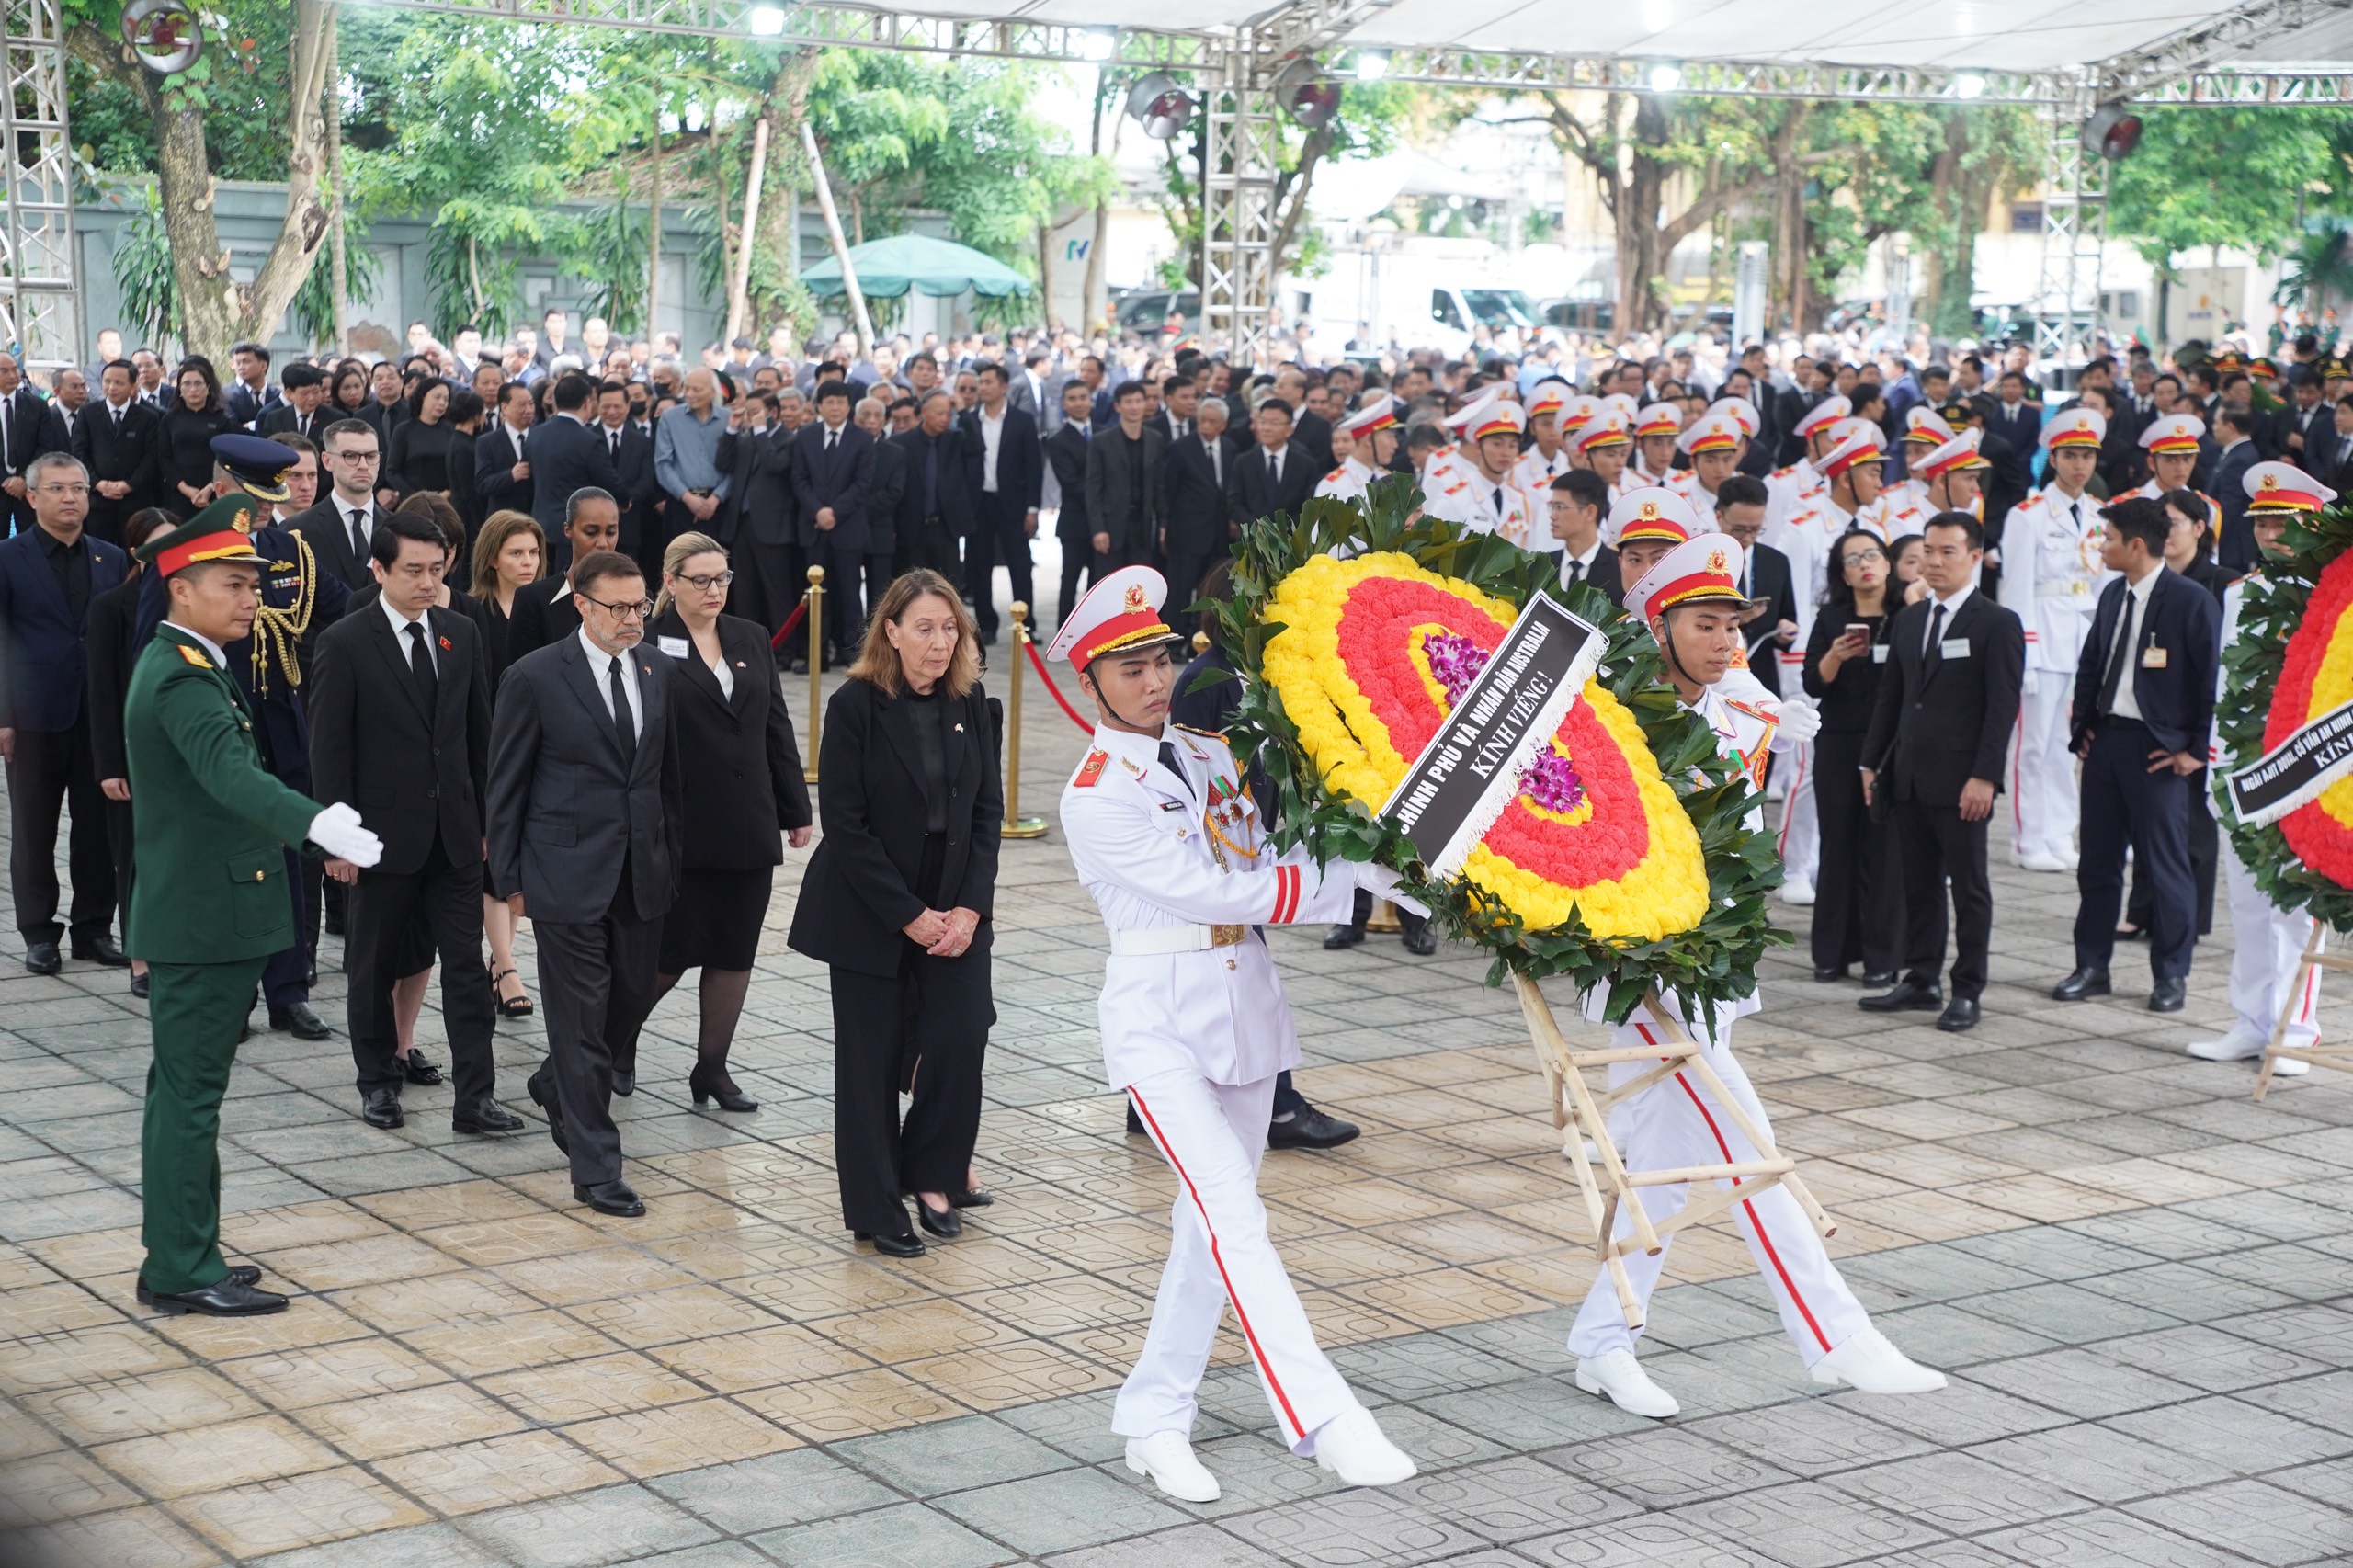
[2097,588,2136,715]
[1923,601,1947,675]
[608,655,636,767]
[1267,450,1280,486]
[405,620,438,720]
[347,506,368,565]
[608,429,620,457]
[1568,557,1586,584]
[1157,741,1193,800]
[825,428,837,451]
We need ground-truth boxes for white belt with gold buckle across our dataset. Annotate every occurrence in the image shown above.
[1108,925,1249,956]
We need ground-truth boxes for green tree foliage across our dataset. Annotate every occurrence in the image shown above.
[2109,107,2353,268]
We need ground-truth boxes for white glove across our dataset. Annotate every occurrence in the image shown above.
[1771,697,1821,746]
[309,803,383,869]
[2019,667,2040,699]
[1355,860,1431,919]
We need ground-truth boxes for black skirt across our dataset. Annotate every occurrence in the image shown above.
[660,866,775,972]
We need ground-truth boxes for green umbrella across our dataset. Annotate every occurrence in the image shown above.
[800,233,1031,299]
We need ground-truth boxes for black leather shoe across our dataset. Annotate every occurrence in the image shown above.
[857,1229,926,1257]
[1268,1107,1361,1150]
[1125,1103,1147,1137]
[401,1048,444,1086]
[1859,978,1943,1013]
[688,1062,756,1111]
[527,1075,569,1155]
[452,1098,524,1134]
[137,1277,288,1316]
[72,935,130,967]
[270,1003,333,1040]
[305,962,318,989]
[2149,977,2188,1013]
[360,1087,404,1130]
[915,1199,962,1239]
[611,1069,636,1097]
[130,971,150,1000]
[1861,971,1897,988]
[947,1187,995,1210]
[1324,925,1366,949]
[1937,997,1982,1032]
[24,942,60,975]
[574,1179,645,1217]
[1813,964,1850,983]
[224,1264,261,1287]
[2052,968,2111,1002]
[1402,926,1439,956]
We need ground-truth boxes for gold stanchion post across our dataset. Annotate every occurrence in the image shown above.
[1002,602,1048,838]
[803,566,824,784]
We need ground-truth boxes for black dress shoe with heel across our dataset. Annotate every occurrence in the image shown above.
[401,1048,444,1086]
[1267,1107,1361,1150]
[2051,967,2111,1002]
[24,942,60,976]
[2149,976,2188,1013]
[1402,926,1439,956]
[452,1098,524,1134]
[1813,964,1850,983]
[270,1002,333,1040]
[915,1199,962,1239]
[130,971,150,1000]
[360,1087,404,1130]
[947,1187,995,1210]
[574,1179,645,1217]
[857,1229,926,1257]
[1323,925,1366,950]
[73,935,130,967]
[1937,997,1982,1032]
[611,1068,636,1097]
[137,1277,288,1316]
[688,1062,757,1111]
[1859,978,1943,1013]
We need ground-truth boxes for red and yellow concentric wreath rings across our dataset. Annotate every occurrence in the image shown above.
[2266,548,2353,885]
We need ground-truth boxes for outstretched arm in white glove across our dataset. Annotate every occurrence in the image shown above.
[1769,696,1821,749]
[308,802,384,869]
[1355,859,1432,919]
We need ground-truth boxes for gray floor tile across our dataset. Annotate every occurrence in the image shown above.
[1971,1419,2235,1504]
[1983,1507,2267,1566]
[1214,1487,1490,1567]
[2123,1480,2353,1567]
[931,1466,1189,1557]
[1669,1481,1948,1568]
[1683,1398,1937,1477]
[2105,1394,2353,1473]
[1962,1347,2195,1419]
[1510,1515,1774,1566]
[2096,1324,2331,1394]
[252,1522,514,1568]
[456,1484,720,1567]
[650,1449,903,1534]
[835,1413,1074,1498]
[1042,1522,1286,1567]
[1544,1427,1797,1511]
[1822,1449,2089,1533]
[1393,1455,1643,1541]
[2237,1370,2353,1437]
[749,1501,1010,1568]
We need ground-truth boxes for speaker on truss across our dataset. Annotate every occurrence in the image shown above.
[1125,73,1197,141]
[1274,58,1343,128]
[121,0,205,74]
[2081,101,2143,160]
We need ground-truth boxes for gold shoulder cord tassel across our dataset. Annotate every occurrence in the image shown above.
[246,533,321,699]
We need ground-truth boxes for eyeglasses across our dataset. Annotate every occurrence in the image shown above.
[331,449,381,464]
[35,482,87,496]
[579,593,654,619]
[672,570,735,590]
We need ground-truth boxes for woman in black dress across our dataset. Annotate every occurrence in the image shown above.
[1802,528,1905,984]
[161,360,232,513]
[385,379,458,502]
[608,531,812,1109]
[466,506,545,1017]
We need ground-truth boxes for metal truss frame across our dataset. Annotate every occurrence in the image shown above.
[2030,97,2109,369]
[0,0,76,370]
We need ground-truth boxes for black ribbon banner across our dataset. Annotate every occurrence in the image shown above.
[2228,698,2353,828]
[1376,595,1605,880]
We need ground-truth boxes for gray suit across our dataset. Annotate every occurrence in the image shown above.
[486,632,684,1183]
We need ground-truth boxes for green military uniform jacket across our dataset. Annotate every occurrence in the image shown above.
[123,622,324,963]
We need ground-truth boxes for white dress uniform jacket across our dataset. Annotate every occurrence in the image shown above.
[1314,456,1378,504]
[1995,483,2111,865]
[1421,449,1541,547]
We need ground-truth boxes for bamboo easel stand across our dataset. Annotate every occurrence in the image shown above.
[1002,602,1048,839]
[802,566,823,784]
[1514,972,1836,1332]
[2254,925,2353,1099]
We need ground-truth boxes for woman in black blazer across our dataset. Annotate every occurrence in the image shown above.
[1802,528,1905,986]
[162,362,233,512]
[386,380,461,503]
[608,531,813,1108]
[788,567,1002,1257]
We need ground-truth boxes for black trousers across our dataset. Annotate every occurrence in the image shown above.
[1054,529,1102,636]
[6,715,115,946]
[914,515,961,584]
[527,900,661,1186]
[1164,546,1222,623]
[2128,766,2217,937]
[2075,718,2196,979]
[964,495,1034,637]
[261,846,318,1011]
[1893,793,1993,997]
[1813,729,1904,975]
[733,537,802,645]
[347,840,495,1104]
[861,553,895,641]
[1341,885,1430,940]
[828,937,992,1235]
[806,533,866,659]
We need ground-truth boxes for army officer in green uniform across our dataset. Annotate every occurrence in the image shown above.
[127,495,383,1316]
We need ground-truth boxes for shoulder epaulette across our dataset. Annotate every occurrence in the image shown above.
[176,643,210,669]
[1074,749,1108,788]
[1324,467,1346,483]
[1173,722,1227,744]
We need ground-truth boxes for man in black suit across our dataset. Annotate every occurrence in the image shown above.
[1157,396,1229,604]
[719,390,799,635]
[2210,403,2262,571]
[474,381,537,524]
[892,392,973,585]
[256,363,329,443]
[2051,496,2221,1015]
[222,342,278,429]
[488,550,683,1218]
[1714,475,1797,696]
[2317,395,2353,493]
[2284,373,2332,472]
[0,350,61,535]
[288,419,395,591]
[1547,469,1618,597]
[1859,513,2025,1032]
[855,394,906,613]
[595,380,660,573]
[1044,381,1098,632]
[788,379,873,665]
[310,511,520,1137]
[526,375,625,576]
[1224,397,1319,534]
[1086,380,1166,574]
[962,362,1042,642]
[71,361,161,547]
[508,491,623,664]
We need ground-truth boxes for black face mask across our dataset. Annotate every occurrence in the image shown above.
[628,403,649,421]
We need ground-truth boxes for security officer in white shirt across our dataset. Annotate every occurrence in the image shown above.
[1051,567,1418,1504]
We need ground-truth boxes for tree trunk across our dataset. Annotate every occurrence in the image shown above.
[1081,76,1109,335]
[727,107,775,345]
[802,121,874,357]
[647,108,665,342]
[324,7,347,353]
[711,115,736,336]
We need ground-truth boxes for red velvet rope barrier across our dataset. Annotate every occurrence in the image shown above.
[768,597,808,651]
[1023,639,1097,734]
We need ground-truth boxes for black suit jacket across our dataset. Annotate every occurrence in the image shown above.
[863,436,907,558]
[2315,426,2353,493]
[525,414,625,548]
[1225,441,1319,531]
[256,403,327,443]
[0,386,56,481]
[475,423,536,521]
[1044,423,1094,541]
[1740,542,1799,698]
[85,574,142,782]
[222,381,279,429]
[1159,432,1229,560]
[486,631,684,923]
[786,675,1001,979]
[1086,424,1167,556]
[596,421,659,555]
[287,495,395,592]
[0,525,128,732]
[790,422,874,552]
[2068,566,2221,759]
[309,602,494,874]
[1563,543,1620,602]
[1862,589,2025,806]
[71,401,163,529]
[964,406,1044,523]
[2211,440,2261,571]
[506,574,582,665]
[890,426,975,538]
[647,609,811,867]
[1292,410,1336,474]
[718,425,795,548]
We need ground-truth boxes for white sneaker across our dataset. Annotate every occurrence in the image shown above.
[1312,1405,1416,1487]
[1810,1326,1946,1394]
[2016,852,2071,873]
[2187,1028,2268,1062]
[1780,879,1817,907]
[1125,1431,1219,1503]
[1575,1349,1679,1419]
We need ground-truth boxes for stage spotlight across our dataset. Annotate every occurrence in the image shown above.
[121,0,204,74]
[1647,61,1682,93]
[1275,57,1342,128]
[745,5,786,36]
[2081,101,2143,160]
[1079,26,1117,62]
[1126,72,1196,140]
[1356,50,1391,82]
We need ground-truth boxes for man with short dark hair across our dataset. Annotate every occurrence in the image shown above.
[258,364,328,441]
[1086,380,1164,572]
[788,379,873,665]
[476,381,537,519]
[2211,402,2262,571]
[72,360,161,546]
[223,343,277,428]
[1550,469,1617,597]
[963,362,1042,642]
[0,349,58,535]
[290,418,393,591]
[1045,379,1100,627]
[526,373,626,574]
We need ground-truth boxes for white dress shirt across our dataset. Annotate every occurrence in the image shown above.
[1922,582,1973,654]
[2103,567,2160,721]
[979,405,1006,492]
[381,593,435,674]
[580,627,642,741]
[166,621,228,666]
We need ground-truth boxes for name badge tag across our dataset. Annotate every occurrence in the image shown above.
[2141,644,2168,669]
[1871,644,1890,665]
[657,635,690,658]
[1939,638,1972,659]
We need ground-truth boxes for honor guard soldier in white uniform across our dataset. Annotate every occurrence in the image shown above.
[1632,402,1682,487]
[1765,395,1850,543]
[2134,413,2223,543]
[1914,427,1993,523]
[1997,406,2111,872]
[1051,567,1419,1501]
[1514,383,1575,490]
[1555,392,1597,464]
[1609,487,1781,712]
[1779,426,1887,626]
[1314,393,1398,505]
[1424,399,1540,547]
[1577,410,1638,504]
[1864,406,1956,538]
[1570,534,1936,1420]
[1668,411,1745,514]
[2192,461,2328,1074]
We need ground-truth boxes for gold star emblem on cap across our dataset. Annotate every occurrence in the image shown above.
[1123,583,1147,612]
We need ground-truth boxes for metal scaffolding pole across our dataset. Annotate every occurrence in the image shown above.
[1199,40,1279,365]
[2032,97,2108,374]
[0,0,77,370]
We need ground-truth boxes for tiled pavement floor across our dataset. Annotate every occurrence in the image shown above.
[3,654,2352,1566]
